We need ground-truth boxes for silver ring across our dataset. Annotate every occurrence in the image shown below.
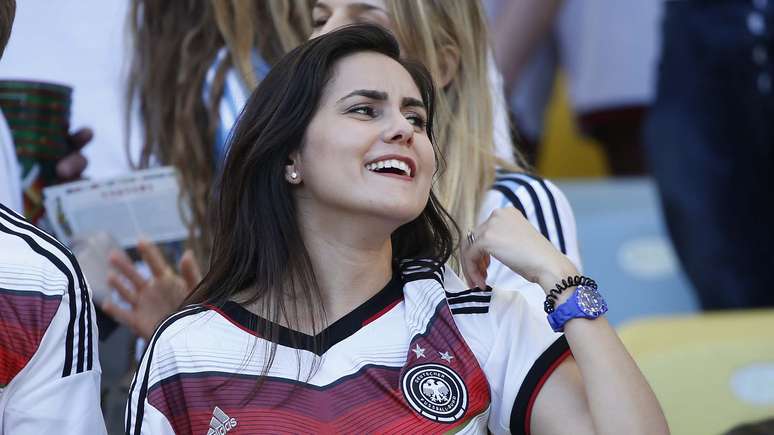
[466,229,476,246]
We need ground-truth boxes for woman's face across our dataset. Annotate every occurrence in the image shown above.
[293,52,434,227]
[310,0,393,38]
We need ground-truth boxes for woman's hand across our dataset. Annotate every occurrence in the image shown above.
[460,208,578,292]
[101,240,201,339]
[56,127,92,181]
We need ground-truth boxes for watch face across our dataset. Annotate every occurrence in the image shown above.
[576,286,608,317]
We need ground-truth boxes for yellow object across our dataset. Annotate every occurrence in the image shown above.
[537,74,608,178]
[618,310,774,435]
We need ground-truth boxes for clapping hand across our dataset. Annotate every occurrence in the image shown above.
[101,240,202,339]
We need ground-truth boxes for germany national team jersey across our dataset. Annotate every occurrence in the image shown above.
[126,259,570,434]
[0,203,105,434]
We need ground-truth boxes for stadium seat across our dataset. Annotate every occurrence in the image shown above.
[618,310,774,435]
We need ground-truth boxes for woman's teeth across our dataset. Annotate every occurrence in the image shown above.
[365,159,412,177]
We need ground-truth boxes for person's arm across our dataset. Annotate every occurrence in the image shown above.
[491,0,563,91]
[1,276,106,434]
[0,203,105,434]
[463,208,669,435]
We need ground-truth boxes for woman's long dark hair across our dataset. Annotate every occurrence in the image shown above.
[187,24,457,363]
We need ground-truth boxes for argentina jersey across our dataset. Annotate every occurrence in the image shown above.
[126,259,568,434]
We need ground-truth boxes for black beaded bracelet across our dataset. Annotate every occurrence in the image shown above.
[543,275,597,314]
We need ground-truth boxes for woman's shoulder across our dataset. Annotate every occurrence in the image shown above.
[487,170,568,213]
[146,304,231,353]
[482,170,577,258]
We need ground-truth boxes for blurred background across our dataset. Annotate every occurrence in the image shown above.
[1,1,773,434]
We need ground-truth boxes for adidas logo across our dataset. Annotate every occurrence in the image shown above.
[206,406,237,435]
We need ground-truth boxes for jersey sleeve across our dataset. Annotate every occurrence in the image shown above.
[125,327,176,435]
[1,283,105,435]
[481,289,571,435]
[125,306,210,435]
[484,173,582,310]
[0,204,105,434]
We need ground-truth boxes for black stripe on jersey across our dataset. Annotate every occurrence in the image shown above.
[492,170,567,255]
[399,259,444,285]
[491,184,527,217]
[0,203,95,373]
[215,271,404,356]
[494,171,567,255]
[446,294,491,305]
[444,286,492,299]
[450,306,489,315]
[510,335,571,435]
[517,173,566,255]
[495,176,550,242]
[127,306,209,435]
[0,212,77,377]
[446,286,491,315]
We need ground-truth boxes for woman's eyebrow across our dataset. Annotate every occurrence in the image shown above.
[402,97,425,110]
[349,3,387,14]
[337,89,388,103]
[336,90,424,110]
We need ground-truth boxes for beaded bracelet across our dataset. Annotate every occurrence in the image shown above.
[543,275,597,314]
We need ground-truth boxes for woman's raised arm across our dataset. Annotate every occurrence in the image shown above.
[462,208,669,435]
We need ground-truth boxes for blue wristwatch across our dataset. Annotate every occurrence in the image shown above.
[547,285,608,332]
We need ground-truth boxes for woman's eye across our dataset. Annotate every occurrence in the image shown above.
[349,106,376,117]
[312,17,328,28]
[406,114,427,129]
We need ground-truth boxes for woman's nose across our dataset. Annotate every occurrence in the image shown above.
[383,114,414,146]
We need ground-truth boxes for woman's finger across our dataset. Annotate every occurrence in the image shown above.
[461,230,488,289]
[109,249,146,290]
[107,272,138,306]
[138,240,170,278]
[55,152,88,180]
[66,127,94,151]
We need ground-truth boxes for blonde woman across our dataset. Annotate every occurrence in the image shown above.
[311,0,581,310]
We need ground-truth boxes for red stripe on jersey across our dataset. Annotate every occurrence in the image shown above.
[362,297,402,327]
[0,289,61,386]
[523,349,572,435]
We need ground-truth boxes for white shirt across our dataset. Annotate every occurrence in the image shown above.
[0,204,105,434]
[126,261,569,434]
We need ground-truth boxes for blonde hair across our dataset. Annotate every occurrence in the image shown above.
[387,0,524,266]
[127,0,312,261]
[212,0,313,89]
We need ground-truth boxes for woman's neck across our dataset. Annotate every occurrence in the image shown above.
[298,208,396,325]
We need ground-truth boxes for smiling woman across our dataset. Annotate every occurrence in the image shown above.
[125,25,668,435]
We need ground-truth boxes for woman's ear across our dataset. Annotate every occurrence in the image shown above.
[437,44,461,88]
[285,152,302,184]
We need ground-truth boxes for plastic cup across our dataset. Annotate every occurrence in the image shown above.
[0,80,72,224]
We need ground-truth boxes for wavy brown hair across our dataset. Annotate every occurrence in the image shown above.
[126,0,313,259]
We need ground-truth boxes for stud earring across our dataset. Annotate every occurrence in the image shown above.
[290,171,298,180]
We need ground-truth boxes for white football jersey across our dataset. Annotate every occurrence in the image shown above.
[126,259,570,434]
[0,204,105,434]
